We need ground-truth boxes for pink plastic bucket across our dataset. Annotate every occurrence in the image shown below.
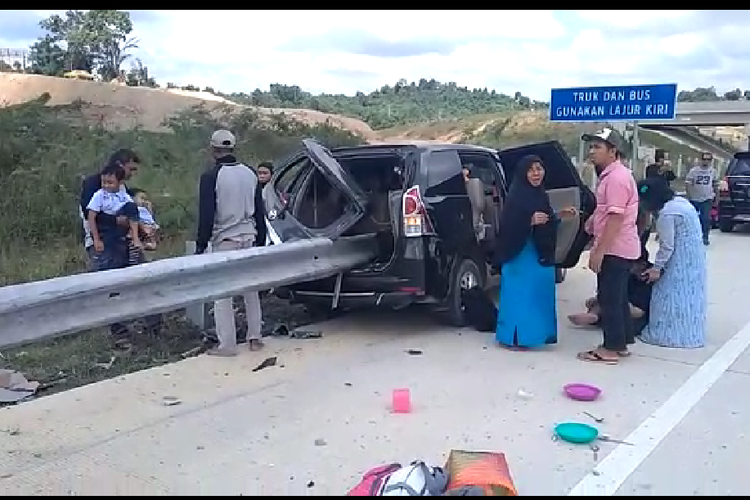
[391,388,411,413]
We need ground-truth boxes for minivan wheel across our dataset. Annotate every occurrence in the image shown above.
[719,220,735,233]
[443,258,485,327]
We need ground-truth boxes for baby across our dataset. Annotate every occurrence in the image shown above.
[130,188,160,251]
[86,164,141,263]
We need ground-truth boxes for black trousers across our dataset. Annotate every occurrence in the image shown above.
[597,255,635,351]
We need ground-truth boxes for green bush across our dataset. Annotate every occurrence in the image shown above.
[0,98,364,285]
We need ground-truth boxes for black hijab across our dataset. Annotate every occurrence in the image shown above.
[496,155,557,266]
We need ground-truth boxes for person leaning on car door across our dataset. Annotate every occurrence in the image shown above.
[195,129,268,356]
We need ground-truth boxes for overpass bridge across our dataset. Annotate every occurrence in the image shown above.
[599,101,750,176]
[643,101,750,128]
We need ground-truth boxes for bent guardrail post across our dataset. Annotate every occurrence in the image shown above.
[184,240,212,330]
[0,236,376,348]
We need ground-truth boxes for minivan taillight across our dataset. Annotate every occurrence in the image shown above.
[718,177,729,197]
[402,185,434,237]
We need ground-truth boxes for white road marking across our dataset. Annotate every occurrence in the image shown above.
[567,320,750,496]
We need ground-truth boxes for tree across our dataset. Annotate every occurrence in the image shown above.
[125,58,157,87]
[724,88,742,101]
[677,86,719,102]
[28,34,67,76]
[85,10,138,81]
[29,10,137,78]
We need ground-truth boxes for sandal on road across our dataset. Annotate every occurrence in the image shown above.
[577,350,619,365]
[597,345,632,357]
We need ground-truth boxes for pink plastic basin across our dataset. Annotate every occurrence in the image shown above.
[563,383,601,402]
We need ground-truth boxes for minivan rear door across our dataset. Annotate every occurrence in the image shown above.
[264,139,369,242]
[497,141,596,268]
[726,152,750,219]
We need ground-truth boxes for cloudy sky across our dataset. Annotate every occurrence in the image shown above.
[1,10,749,101]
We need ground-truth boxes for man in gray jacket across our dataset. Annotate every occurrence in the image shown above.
[196,129,267,355]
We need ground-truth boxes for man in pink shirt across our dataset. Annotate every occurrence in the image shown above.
[578,128,641,365]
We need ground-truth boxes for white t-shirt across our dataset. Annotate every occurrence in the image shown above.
[86,186,133,215]
[137,206,158,227]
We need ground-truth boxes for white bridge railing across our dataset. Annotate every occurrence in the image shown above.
[0,236,376,348]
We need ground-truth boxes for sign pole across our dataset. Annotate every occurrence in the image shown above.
[632,121,641,177]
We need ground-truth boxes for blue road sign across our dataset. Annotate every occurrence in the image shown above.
[549,83,678,122]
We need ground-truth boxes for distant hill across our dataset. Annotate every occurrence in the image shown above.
[0,73,378,140]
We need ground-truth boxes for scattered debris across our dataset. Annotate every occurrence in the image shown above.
[598,435,634,446]
[0,369,40,404]
[516,389,534,400]
[180,346,205,359]
[290,329,323,339]
[271,324,290,337]
[583,411,604,423]
[314,438,327,446]
[94,356,116,370]
[37,376,68,391]
[406,349,423,356]
[252,357,277,372]
[162,396,182,407]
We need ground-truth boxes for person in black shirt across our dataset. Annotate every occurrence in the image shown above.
[645,149,676,187]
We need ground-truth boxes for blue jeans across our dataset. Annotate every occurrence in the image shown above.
[690,200,712,243]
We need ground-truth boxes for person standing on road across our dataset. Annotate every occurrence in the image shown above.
[637,178,706,348]
[494,155,578,350]
[578,128,641,365]
[80,148,163,347]
[685,152,719,246]
[645,149,676,187]
[195,130,267,356]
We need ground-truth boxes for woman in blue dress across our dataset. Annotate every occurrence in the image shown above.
[495,155,577,350]
[637,178,707,348]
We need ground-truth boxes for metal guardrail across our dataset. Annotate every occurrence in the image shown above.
[0,236,376,348]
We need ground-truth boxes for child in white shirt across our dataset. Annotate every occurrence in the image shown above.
[86,164,142,256]
[130,188,160,251]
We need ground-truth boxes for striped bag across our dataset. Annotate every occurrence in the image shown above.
[443,450,518,496]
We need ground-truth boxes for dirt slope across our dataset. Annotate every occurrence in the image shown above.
[0,73,377,141]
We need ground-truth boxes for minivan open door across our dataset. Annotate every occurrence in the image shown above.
[265,139,369,242]
[497,141,595,268]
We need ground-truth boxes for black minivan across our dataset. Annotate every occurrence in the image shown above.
[718,151,750,233]
[265,139,596,325]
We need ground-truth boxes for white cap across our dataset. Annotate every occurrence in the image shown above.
[210,129,236,148]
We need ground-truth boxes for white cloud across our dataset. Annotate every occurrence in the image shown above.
[4,10,750,102]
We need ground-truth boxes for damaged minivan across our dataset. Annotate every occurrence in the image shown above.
[266,139,596,326]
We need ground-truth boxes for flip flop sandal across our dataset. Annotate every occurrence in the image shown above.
[597,345,631,357]
[577,350,619,365]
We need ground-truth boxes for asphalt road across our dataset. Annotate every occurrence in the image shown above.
[1,230,749,495]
